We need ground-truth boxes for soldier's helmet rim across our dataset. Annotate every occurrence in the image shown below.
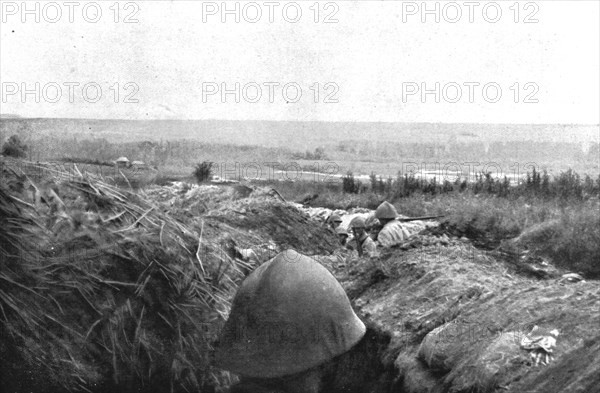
[349,216,366,229]
[329,213,343,223]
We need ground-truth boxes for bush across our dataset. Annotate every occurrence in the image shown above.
[193,161,214,183]
[546,208,600,277]
[2,134,28,158]
[342,171,360,194]
[441,196,523,249]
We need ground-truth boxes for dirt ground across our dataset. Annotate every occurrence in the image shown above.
[320,233,600,393]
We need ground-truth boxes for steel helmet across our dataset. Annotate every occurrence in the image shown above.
[349,216,366,229]
[329,213,343,223]
[335,227,349,236]
[375,201,398,219]
[214,250,366,378]
[365,214,380,230]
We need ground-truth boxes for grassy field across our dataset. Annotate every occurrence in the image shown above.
[1,118,599,178]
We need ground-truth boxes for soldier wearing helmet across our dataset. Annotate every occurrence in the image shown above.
[364,214,382,241]
[326,213,343,230]
[374,201,410,248]
[214,250,368,393]
[349,216,377,257]
[335,226,350,246]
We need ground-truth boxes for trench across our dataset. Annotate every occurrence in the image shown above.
[211,324,403,393]
[319,325,403,393]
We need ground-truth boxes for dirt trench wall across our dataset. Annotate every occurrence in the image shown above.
[147,184,340,258]
[208,200,339,255]
[330,240,600,393]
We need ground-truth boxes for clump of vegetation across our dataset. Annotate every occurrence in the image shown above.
[342,171,365,194]
[2,134,28,158]
[193,161,214,183]
[439,196,534,249]
[369,172,394,195]
[549,209,600,276]
[421,194,599,278]
[292,147,328,160]
[0,160,245,392]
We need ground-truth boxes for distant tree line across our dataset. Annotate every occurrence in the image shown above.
[292,147,328,161]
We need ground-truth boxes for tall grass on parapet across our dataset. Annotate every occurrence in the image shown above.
[438,195,600,278]
[547,207,600,276]
[0,159,246,392]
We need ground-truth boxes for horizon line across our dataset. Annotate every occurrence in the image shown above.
[1,116,598,127]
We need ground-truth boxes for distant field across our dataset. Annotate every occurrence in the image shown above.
[1,117,598,146]
[1,118,598,180]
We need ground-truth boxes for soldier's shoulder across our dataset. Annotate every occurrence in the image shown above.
[384,221,405,231]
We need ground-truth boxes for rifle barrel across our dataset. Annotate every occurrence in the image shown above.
[397,215,445,222]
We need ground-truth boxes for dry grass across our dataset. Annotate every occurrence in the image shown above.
[0,157,340,392]
[0,158,248,392]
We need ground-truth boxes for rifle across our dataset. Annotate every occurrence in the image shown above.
[353,228,363,257]
[396,215,445,222]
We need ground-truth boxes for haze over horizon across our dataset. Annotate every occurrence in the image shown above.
[2,117,598,148]
[1,114,599,127]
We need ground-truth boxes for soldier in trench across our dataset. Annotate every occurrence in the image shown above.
[326,213,343,231]
[349,216,378,258]
[365,215,382,242]
[373,201,410,248]
[335,226,350,247]
[214,250,387,393]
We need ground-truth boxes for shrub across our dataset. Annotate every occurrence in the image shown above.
[193,161,214,183]
[2,134,28,158]
[554,169,583,200]
[369,172,377,192]
[441,196,523,249]
[342,171,360,194]
[546,208,600,277]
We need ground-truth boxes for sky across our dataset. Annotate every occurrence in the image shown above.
[1,0,599,123]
